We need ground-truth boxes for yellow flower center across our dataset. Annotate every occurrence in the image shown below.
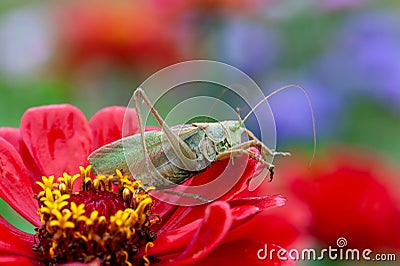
[33,166,160,265]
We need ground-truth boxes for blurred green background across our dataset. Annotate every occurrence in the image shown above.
[0,0,399,264]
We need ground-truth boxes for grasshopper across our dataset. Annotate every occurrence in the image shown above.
[88,86,315,200]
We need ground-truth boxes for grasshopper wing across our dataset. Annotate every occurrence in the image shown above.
[88,125,201,178]
[88,131,163,176]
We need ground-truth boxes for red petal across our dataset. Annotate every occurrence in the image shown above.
[0,217,37,260]
[154,153,258,206]
[228,195,287,209]
[156,206,195,236]
[89,106,138,150]
[153,197,288,263]
[170,201,233,264]
[19,142,43,193]
[156,194,282,239]
[144,126,161,132]
[20,104,93,178]
[61,259,101,266]
[229,195,286,229]
[152,202,233,259]
[151,219,203,256]
[229,211,305,249]
[0,216,34,245]
[0,128,21,152]
[0,255,33,265]
[155,156,259,233]
[190,154,260,202]
[0,128,42,189]
[0,138,41,226]
[191,239,295,266]
[150,200,179,233]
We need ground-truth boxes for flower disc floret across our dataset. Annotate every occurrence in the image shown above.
[33,166,159,265]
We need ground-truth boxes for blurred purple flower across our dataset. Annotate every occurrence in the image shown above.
[318,0,365,11]
[0,6,53,77]
[314,11,400,110]
[215,19,280,78]
[265,79,343,142]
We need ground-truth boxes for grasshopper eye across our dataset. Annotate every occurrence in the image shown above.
[229,121,242,132]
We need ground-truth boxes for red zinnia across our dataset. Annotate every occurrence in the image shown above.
[286,147,400,251]
[0,104,294,265]
[230,157,312,251]
[53,0,185,75]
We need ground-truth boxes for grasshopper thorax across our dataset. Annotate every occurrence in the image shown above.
[193,120,244,153]
[220,120,245,147]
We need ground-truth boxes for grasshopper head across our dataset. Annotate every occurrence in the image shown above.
[221,120,244,147]
[196,120,244,150]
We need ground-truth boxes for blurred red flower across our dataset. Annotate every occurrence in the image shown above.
[233,146,400,255]
[50,0,271,77]
[52,0,187,75]
[286,148,400,251]
[0,104,294,265]
[179,0,267,15]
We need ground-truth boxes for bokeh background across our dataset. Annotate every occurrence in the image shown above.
[1,0,399,265]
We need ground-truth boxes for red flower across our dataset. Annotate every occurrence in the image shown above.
[285,148,400,251]
[53,0,186,75]
[0,104,294,265]
[181,0,267,15]
[230,159,313,251]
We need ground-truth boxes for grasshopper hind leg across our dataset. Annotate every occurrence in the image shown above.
[133,88,198,172]
[157,189,214,204]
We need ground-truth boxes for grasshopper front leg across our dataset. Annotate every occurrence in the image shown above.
[244,129,291,160]
[133,88,198,176]
[216,140,276,181]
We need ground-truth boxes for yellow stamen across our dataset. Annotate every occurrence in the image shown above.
[33,165,158,265]
[58,173,80,194]
[70,202,86,221]
[122,251,133,266]
[135,198,153,226]
[49,209,75,230]
[80,165,92,178]
[36,176,56,192]
[143,242,155,266]
[85,211,99,227]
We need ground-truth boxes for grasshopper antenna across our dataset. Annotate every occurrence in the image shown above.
[236,107,243,123]
[205,88,229,122]
[242,84,317,167]
[207,84,250,123]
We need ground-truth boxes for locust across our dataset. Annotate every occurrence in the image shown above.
[88,86,315,200]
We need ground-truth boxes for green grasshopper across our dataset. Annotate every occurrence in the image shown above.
[88,86,315,199]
